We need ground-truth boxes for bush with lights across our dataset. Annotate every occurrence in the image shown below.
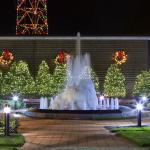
[90,68,100,92]
[0,115,17,134]
[35,61,52,97]
[104,64,126,98]
[2,61,36,97]
[133,71,150,97]
[0,70,3,94]
[52,62,67,95]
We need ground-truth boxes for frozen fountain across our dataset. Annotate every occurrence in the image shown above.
[50,33,98,110]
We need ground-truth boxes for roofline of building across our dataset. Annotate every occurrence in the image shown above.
[0,36,150,40]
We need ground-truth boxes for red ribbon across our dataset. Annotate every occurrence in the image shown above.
[3,50,10,59]
[117,51,124,60]
[58,51,65,63]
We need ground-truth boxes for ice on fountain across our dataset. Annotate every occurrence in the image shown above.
[50,33,98,110]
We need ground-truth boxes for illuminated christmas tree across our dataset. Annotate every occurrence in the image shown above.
[104,64,126,98]
[36,61,52,97]
[16,0,48,35]
[2,61,36,96]
[133,71,150,97]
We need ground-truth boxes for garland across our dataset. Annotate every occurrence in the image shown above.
[113,50,127,65]
[0,49,14,65]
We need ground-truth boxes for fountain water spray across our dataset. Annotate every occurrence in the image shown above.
[50,33,98,110]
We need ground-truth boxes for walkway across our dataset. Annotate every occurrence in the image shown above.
[18,117,149,150]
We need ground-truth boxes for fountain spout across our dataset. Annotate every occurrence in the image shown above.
[76,32,81,56]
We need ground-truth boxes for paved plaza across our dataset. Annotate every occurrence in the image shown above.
[18,115,150,150]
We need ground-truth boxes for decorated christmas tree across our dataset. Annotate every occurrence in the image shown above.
[36,61,52,97]
[52,63,67,95]
[104,64,126,98]
[90,68,100,92]
[133,71,150,97]
[0,70,3,95]
[2,61,36,97]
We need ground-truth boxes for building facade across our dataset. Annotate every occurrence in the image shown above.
[0,36,148,96]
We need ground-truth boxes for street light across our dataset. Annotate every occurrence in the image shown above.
[136,103,143,127]
[13,95,18,110]
[3,105,11,136]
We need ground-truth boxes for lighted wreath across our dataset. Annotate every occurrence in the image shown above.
[113,50,127,65]
[0,49,14,65]
[54,50,70,64]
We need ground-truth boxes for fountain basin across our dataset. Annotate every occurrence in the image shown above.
[25,109,122,119]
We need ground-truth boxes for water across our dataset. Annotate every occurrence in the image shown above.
[50,33,98,110]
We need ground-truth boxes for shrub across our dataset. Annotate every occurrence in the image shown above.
[36,61,52,97]
[91,68,100,92]
[133,71,150,97]
[0,115,17,134]
[2,61,36,97]
[51,63,67,95]
[104,64,126,98]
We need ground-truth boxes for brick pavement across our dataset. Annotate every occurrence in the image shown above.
[18,117,149,150]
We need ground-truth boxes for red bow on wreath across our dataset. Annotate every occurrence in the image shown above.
[0,49,14,65]
[54,50,70,64]
[3,50,10,59]
[117,51,124,61]
[58,51,65,63]
[113,50,127,65]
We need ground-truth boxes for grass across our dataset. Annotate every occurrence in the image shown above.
[0,147,17,150]
[0,134,25,150]
[112,126,150,147]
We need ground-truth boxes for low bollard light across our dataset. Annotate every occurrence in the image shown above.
[3,105,11,136]
[136,103,143,127]
[13,95,19,110]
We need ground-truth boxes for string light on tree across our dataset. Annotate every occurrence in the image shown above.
[16,0,48,35]
[104,64,126,98]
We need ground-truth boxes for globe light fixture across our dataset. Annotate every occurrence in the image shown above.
[4,106,11,114]
[136,103,144,111]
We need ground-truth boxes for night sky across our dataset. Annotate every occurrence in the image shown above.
[0,0,150,36]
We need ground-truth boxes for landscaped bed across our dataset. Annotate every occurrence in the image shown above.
[112,126,150,147]
[0,114,25,150]
[0,134,25,150]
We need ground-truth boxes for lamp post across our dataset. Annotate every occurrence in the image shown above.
[136,103,143,127]
[3,105,11,136]
[13,95,18,110]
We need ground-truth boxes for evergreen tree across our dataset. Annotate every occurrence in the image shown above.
[133,71,150,97]
[90,68,100,92]
[104,64,126,98]
[0,70,3,95]
[36,61,52,97]
[2,61,36,97]
[52,63,67,95]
